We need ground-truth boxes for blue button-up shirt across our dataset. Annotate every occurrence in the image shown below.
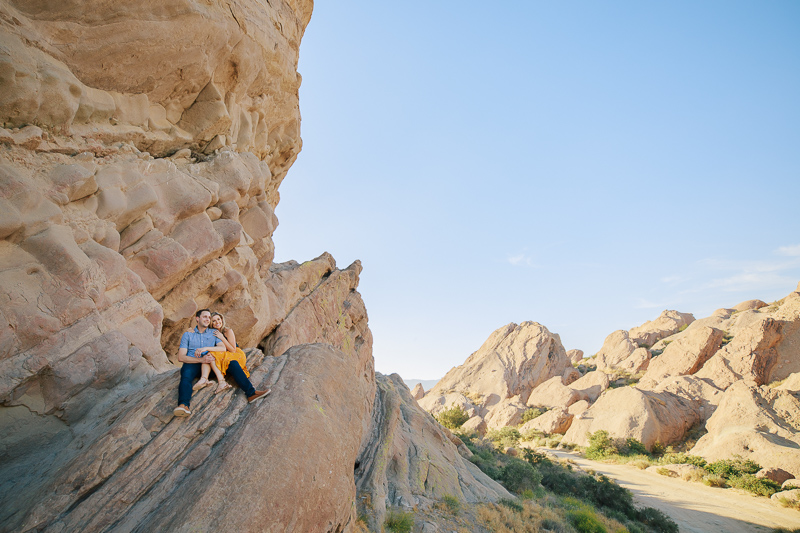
[179,327,222,358]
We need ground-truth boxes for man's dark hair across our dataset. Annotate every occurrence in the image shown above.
[195,308,211,318]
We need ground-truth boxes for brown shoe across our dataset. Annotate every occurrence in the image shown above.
[173,405,191,417]
[247,388,271,403]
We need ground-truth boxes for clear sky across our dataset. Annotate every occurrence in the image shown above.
[273,1,800,380]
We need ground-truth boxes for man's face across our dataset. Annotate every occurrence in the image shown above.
[196,311,212,328]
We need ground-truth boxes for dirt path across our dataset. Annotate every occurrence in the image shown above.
[544,449,800,533]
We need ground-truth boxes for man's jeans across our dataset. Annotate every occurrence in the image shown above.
[178,360,256,407]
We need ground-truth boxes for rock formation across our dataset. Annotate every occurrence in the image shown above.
[418,322,571,430]
[0,2,509,531]
[355,374,510,530]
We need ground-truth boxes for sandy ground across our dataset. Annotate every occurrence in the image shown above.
[546,449,800,533]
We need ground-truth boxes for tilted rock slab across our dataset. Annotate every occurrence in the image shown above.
[690,379,800,478]
[563,386,702,450]
[355,374,509,531]
[3,344,374,533]
[640,326,725,385]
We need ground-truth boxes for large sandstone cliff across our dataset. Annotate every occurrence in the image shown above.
[0,3,505,531]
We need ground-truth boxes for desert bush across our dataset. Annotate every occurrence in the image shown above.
[436,405,469,429]
[656,467,672,477]
[441,494,461,514]
[705,457,760,478]
[659,453,706,468]
[520,428,545,442]
[630,458,652,470]
[487,427,522,449]
[702,474,727,487]
[522,407,547,424]
[623,438,648,456]
[586,430,617,459]
[384,510,414,533]
[501,458,543,494]
[567,508,607,533]
[522,447,549,465]
[681,469,705,483]
[678,324,688,332]
[650,441,666,456]
[728,473,781,496]
[635,507,679,533]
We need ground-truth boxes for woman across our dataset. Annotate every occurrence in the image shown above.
[208,312,250,394]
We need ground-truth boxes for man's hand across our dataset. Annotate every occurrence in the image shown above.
[200,354,215,364]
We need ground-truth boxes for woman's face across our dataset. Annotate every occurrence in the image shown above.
[211,315,223,329]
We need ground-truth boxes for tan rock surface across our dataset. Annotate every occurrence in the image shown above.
[690,380,800,478]
[756,467,794,485]
[526,376,588,409]
[640,326,725,384]
[568,400,590,416]
[411,383,425,400]
[569,370,610,403]
[355,374,510,529]
[733,299,768,312]
[519,408,573,435]
[563,387,702,449]
[594,330,637,370]
[567,348,584,364]
[628,310,695,347]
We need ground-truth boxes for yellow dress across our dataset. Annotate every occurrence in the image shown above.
[213,347,250,378]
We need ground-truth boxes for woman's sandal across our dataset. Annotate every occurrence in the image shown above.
[215,382,232,394]
[192,378,211,391]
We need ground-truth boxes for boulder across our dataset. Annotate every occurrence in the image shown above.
[563,387,702,450]
[569,371,610,403]
[615,347,651,374]
[644,375,724,421]
[757,467,794,485]
[567,349,584,364]
[771,489,800,506]
[418,392,479,419]
[690,380,800,478]
[519,408,573,435]
[594,330,637,370]
[733,299,768,312]
[526,376,587,409]
[461,416,488,436]
[628,310,695,347]
[355,374,509,530]
[411,383,425,400]
[563,366,581,385]
[422,321,570,427]
[640,326,725,384]
[568,400,590,416]
[782,479,800,490]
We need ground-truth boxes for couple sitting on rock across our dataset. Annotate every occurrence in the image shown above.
[173,309,270,417]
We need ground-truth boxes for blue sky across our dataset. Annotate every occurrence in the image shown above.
[273,1,800,380]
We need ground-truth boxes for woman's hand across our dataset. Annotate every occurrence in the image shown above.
[213,330,225,340]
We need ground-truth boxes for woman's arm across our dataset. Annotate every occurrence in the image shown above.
[223,328,237,351]
[214,329,236,351]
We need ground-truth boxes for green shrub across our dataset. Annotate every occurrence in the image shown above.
[567,509,607,533]
[624,438,648,456]
[586,430,617,459]
[728,474,781,496]
[702,474,727,487]
[678,324,688,332]
[650,441,666,456]
[521,407,546,423]
[656,467,672,477]
[659,453,707,468]
[705,457,760,478]
[486,427,521,449]
[500,458,543,493]
[384,510,414,533]
[522,447,548,465]
[636,507,679,533]
[441,494,460,514]
[497,498,523,512]
[436,405,469,429]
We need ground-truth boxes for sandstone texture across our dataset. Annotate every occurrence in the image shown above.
[411,382,425,400]
[418,322,571,432]
[0,2,476,531]
[355,374,510,530]
[519,408,573,435]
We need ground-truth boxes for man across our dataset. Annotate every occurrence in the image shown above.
[173,309,270,417]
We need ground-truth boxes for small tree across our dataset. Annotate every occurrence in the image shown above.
[436,405,469,429]
[521,407,546,424]
[586,430,617,459]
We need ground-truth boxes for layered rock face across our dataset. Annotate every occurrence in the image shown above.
[418,322,571,431]
[355,374,510,531]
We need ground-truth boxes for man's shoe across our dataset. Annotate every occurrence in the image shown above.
[247,389,271,403]
[173,405,191,417]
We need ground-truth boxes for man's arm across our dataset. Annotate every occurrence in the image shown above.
[176,347,214,364]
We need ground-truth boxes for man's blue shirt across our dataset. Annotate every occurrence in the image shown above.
[179,326,221,358]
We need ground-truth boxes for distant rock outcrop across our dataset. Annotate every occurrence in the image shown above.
[419,322,571,431]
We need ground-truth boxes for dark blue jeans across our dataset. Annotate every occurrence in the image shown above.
[178,360,256,407]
